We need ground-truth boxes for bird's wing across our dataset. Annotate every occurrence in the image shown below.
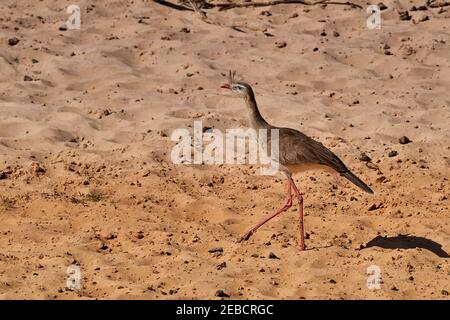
[279,128,348,173]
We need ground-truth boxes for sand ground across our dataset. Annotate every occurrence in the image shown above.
[0,0,449,299]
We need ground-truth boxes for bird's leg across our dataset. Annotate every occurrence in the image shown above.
[287,175,305,251]
[239,181,292,242]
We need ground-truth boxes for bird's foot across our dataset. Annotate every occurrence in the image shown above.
[238,229,255,243]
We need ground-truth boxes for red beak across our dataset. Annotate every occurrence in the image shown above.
[220,83,230,89]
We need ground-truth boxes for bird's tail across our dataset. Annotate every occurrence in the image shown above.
[341,170,374,194]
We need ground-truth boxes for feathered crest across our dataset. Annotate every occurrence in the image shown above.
[222,70,247,89]
[228,70,236,85]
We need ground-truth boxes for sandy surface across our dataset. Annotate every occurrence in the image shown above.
[0,0,449,299]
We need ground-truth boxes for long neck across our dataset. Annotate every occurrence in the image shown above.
[245,89,270,129]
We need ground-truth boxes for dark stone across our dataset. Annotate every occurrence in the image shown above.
[359,153,372,162]
[275,41,287,48]
[388,150,398,157]
[268,252,279,259]
[208,247,223,253]
[399,11,412,21]
[378,2,388,10]
[8,37,20,46]
[399,136,412,144]
[215,290,230,298]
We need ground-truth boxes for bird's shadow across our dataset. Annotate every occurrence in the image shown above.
[361,234,450,258]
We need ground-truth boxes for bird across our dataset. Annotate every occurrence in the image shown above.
[220,70,374,251]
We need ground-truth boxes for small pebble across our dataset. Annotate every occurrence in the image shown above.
[136,233,144,239]
[411,5,427,11]
[30,162,46,175]
[8,37,20,46]
[275,41,287,48]
[378,2,388,10]
[208,247,223,253]
[399,11,412,21]
[418,15,429,22]
[216,262,227,270]
[399,136,412,144]
[215,290,230,298]
[359,153,372,162]
[268,252,279,259]
[391,286,399,291]
[388,150,398,157]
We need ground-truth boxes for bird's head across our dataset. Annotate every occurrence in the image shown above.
[220,70,254,98]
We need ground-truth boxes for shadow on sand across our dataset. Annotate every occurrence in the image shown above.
[362,234,450,258]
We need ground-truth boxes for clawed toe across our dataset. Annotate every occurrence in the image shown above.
[238,230,253,242]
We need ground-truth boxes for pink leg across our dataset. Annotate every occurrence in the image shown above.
[239,181,293,242]
[287,175,305,250]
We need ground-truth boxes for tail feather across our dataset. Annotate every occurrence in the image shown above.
[341,171,374,194]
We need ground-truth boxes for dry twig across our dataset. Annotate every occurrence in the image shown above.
[216,0,362,10]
